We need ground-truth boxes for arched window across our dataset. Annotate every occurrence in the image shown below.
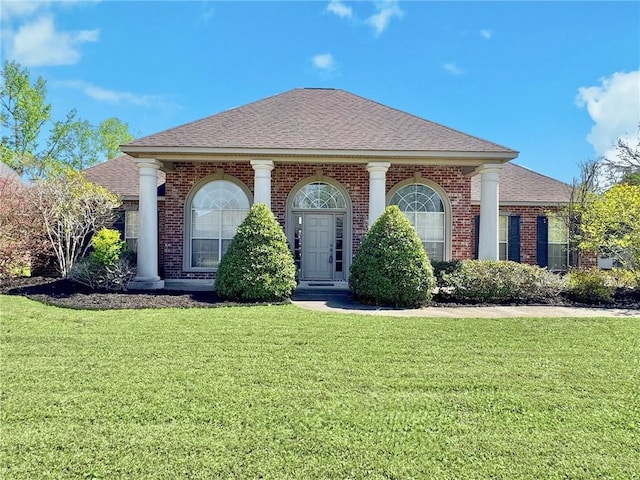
[390,183,446,261]
[189,180,250,268]
[292,182,347,209]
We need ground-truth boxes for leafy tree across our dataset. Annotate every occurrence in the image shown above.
[30,169,121,277]
[579,183,640,269]
[349,205,435,307]
[0,175,49,286]
[1,61,133,179]
[215,203,297,302]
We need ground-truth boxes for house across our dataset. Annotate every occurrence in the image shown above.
[85,88,584,290]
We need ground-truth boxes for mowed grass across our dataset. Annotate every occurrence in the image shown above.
[1,296,638,479]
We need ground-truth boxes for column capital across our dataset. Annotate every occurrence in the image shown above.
[367,161,391,174]
[475,163,504,176]
[134,158,163,170]
[250,159,275,171]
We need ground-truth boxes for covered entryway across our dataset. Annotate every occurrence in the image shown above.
[289,181,350,282]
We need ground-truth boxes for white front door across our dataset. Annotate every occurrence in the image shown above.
[303,214,333,280]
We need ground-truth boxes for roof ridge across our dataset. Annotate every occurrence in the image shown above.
[508,161,571,188]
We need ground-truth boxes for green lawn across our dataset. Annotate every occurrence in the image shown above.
[1,296,638,479]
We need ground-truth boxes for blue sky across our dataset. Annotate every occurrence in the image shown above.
[2,0,639,183]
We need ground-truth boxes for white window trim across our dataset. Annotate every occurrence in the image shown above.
[387,178,452,262]
[183,174,253,272]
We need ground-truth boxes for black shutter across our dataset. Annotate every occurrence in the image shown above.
[113,209,126,237]
[508,215,521,262]
[474,215,480,259]
[536,216,548,267]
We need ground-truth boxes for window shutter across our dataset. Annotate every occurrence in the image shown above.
[536,216,548,267]
[508,215,521,262]
[474,215,480,259]
[113,209,126,237]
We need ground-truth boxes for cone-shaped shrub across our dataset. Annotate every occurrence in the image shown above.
[215,203,296,302]
[349,205,435,307]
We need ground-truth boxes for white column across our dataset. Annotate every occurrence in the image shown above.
[250,160,274,208]
[477,163,503,260]
[130,158,164,290]
[367,162,391,228]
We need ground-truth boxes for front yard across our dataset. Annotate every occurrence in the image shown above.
[1,296,638,479]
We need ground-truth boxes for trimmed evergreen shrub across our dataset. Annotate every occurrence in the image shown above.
[349,205,435,307]
[565,268,614,304]
[215,203,296,302]
[439,260,564,303]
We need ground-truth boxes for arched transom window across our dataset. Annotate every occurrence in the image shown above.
[190,180,250,268]
[390,184,446,261]
[293,182,347,209]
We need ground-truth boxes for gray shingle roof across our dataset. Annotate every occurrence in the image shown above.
[124,88,517,156]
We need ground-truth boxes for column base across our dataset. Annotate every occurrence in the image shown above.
[129,277,165,290]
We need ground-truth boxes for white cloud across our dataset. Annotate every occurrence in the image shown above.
[8,15,98,66]
[576,69,640,160]
[366,0,404,36]
[327,0,352,19]
[443,62,464,76]
[1,1,45,21]
[58,80,167,107]
[312,53,337,72]
[480,29,493,40]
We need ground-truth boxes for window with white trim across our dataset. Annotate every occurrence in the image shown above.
[124,210,138,252]
[548,216,569,271]
[390,184,445,262]
[189,180,250,268]
[499,215,508,261]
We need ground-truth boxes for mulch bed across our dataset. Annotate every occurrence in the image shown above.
[3,277,639,311]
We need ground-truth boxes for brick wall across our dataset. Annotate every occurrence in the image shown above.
[159,161,472,279]
[469,204,597,268]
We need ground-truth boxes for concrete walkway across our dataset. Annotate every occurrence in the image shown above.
[291,291,640,318]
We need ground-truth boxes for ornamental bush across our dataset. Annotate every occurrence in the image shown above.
[215,203,296,302]
[565,268,614,304]
[91,227,126,267]
[438,260,564,303]
[69,228,135,291]
[349,205,435,308]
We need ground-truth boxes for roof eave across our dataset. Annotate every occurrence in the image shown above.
[121,145,518,163]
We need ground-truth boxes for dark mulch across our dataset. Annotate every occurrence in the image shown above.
[2,277,264,310]
[2,277,639,311]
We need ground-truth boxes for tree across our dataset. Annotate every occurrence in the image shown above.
[349,205,435,307]
[556,158,602,267]
[604,125,640,185]
[0,175,49,286]
[30,169,121,278]
[579,183,640,269]
[1,61,134,179]
[215,203,297,302]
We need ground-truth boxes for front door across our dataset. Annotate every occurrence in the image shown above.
[302,214,333,280]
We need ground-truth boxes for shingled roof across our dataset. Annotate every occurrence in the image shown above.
[123,88,517,158]
[84,154,165,198]
[471,162,572,204]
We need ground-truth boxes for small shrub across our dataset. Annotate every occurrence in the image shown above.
[69,256,136,292]
[566,268,614,304]
[349,206,435,308]
[215,203,296,302]
[431,260,462,288]
[602,268,639,290]
[69,229,135,291]
[91,228,126,267]
[439,260,564,303]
